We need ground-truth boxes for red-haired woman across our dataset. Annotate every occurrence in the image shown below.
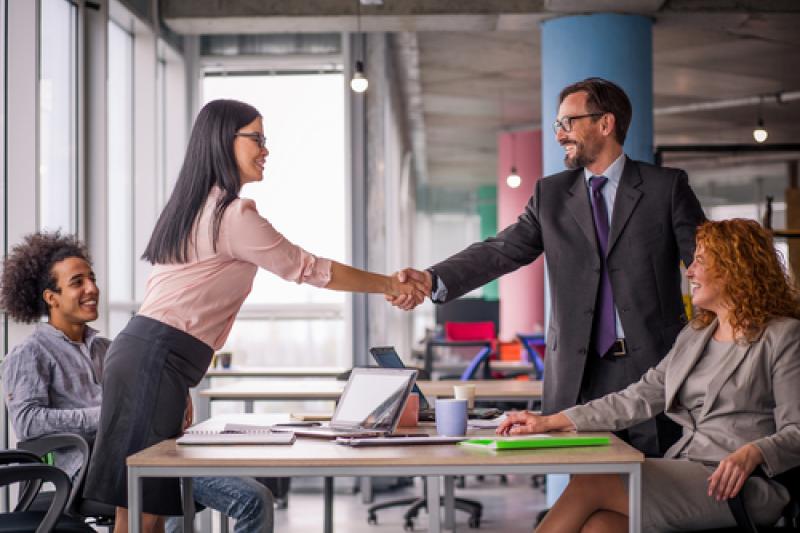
[499,219,800,532]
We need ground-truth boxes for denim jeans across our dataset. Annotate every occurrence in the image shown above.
[165,476,274,533]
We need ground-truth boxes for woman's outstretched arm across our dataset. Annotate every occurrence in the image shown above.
[327,261,427,302]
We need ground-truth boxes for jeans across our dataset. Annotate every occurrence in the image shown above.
[165,477,274,533]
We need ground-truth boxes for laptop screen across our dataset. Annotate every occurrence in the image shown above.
[369,346,430,410]
[331,367,417,432]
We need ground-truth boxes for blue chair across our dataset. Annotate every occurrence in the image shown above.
[517,333,545,380]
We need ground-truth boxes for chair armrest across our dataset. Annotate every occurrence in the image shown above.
[726,491,759,533]
[0,463,71,533]
[18,433,91,516]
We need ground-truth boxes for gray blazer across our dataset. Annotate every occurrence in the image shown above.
[565,317,800,478]
[431,157,705,414]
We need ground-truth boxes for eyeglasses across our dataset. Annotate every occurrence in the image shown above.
[552,113,605,134]
[235,132,267,149]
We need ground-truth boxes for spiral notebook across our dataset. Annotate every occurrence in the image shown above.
[177,423,296,445]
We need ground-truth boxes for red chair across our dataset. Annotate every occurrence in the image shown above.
[422,321,496,380]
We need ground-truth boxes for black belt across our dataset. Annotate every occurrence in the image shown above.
[610,338,627,357]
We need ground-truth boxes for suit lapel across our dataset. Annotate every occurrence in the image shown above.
[665,321,716,410]
[607,158,643,256]
[565,170,600,258]
[700,338,755,418]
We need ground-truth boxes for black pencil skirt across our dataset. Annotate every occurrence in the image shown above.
[83,315,213,515]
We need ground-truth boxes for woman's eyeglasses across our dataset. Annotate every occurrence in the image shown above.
[235,132,267,149]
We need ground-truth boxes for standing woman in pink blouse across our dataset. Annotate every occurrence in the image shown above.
[84,99,423,532]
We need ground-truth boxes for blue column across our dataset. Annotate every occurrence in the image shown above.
[539,13,653,508]
[541,13,654,172]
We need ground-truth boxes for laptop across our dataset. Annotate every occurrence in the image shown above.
[369,346,502,421]
[271,367,418,439]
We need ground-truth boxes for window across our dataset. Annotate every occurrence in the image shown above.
[38,0,78,233]
[202,73,348,367]
[107,20,134,336]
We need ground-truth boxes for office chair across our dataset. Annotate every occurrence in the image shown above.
[692,465,800,532]
[424,321,496,380]
[516,333,545,380]
[0,449,95,532]
[18,433,116,529]
[367,477,482,530]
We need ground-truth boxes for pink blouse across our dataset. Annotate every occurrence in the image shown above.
[138,187,332,349]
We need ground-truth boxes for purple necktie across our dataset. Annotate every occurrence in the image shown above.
[589,176,616,357]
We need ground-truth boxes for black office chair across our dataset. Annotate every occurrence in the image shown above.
[0,449,95,532]
[692,465,800,533]
[18,433,115,529]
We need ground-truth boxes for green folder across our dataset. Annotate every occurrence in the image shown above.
[459,435,610,450]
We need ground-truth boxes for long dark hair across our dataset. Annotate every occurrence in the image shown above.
[142,99,261,264]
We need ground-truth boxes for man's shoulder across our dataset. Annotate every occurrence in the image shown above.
[3,332,53,369]
[540,168,582,191]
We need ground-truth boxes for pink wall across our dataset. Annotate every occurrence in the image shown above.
[497,130,545,340]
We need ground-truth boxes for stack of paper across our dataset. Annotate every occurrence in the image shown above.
[177,423,296,445]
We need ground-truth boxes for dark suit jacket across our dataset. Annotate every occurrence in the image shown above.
[431,157,706,415]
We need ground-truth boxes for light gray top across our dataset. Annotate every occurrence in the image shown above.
[675,338,737,458]
[1,322,109,477]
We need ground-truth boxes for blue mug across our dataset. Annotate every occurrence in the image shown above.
[435,398,468,437]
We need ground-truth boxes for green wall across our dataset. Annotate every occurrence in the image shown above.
[476,185,499,300]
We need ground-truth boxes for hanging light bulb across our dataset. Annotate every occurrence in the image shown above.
[506,167,521,188]
[350,60,368,93]
[753,118,768,143]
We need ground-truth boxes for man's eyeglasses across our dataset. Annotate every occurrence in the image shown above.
[235,132,267,149]
[552,113,605,134]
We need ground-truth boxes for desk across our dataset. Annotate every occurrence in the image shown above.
[199,379,543,413]
[127,414,643,533]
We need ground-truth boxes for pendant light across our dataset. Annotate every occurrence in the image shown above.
[753,96,768,143]
[350,1,369,93]
[506,133,521,188]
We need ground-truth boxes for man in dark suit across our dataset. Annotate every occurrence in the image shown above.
[389,78,705,456]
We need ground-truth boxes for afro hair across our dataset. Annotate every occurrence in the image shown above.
[1,231,91,323]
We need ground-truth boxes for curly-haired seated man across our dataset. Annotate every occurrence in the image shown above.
[0,232,273,533]
[498,219,800,532]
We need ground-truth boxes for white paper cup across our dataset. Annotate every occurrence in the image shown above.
[453,384,476,409]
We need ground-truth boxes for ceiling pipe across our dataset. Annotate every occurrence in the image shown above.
[654,90,800,116]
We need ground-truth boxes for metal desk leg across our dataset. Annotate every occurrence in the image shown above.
[182,477,195,532]
[127,467,141,532]
[244,400,254,413]
[444,476,455,530]
[360,477,373,504]
[324,476,334,533]
[628,465,641,533]
[426,476,441,533]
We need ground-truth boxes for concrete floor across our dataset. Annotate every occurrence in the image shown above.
[271,474,546,533]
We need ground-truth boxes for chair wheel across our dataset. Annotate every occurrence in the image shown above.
[404,518,415,531]
[367,512,377,524]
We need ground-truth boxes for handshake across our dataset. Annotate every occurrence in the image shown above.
[384,268,432,311]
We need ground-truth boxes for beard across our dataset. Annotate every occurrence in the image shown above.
[562,138,600,170]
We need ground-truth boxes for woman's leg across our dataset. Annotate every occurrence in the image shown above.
[114,507,165,533]
[579,511,628,533]
[536,474,628,533]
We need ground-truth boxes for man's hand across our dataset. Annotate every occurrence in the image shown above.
[182,393,194,432]
[495,411,574,436]
[385,268,432,311]
[707,444,764,501]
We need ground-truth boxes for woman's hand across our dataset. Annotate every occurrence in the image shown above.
[386,272,427,309]
[707,443,764,501]
[495,411,575,436]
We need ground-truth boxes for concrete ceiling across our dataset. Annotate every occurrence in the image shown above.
[162,0,800,193]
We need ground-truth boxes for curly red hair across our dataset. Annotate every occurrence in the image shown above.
[692,219,800,341]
